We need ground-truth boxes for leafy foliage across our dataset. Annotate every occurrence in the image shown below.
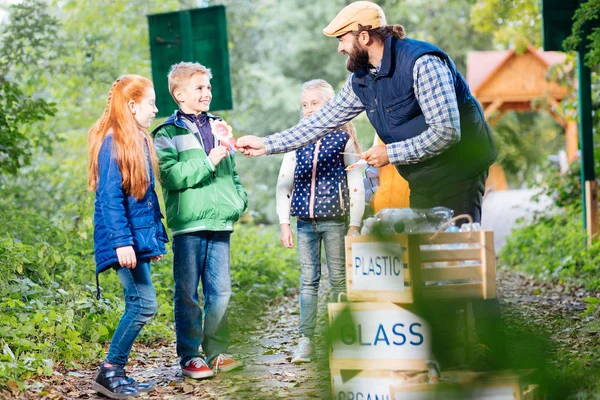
[229,224,299,327]
[500,207,600,291]
[492,111,563,187]
[0,0,61,74]
[382,0,493,73]
[0,81,57,175]
[563,0,600,67]
[471,0,541,51]
[532,161,582,208]
[0,0,59,175]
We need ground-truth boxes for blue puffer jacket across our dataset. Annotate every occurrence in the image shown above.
[93,135,168,298]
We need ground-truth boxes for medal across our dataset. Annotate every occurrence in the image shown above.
[345,159,368,171]
[210,120,237,150]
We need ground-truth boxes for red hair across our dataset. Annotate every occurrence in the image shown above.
[87,75,159,200]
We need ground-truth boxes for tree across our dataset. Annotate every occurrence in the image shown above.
[564,0,600,67]
[382,0,494,73]
[470,0,541,51]
[492,111,563,186]
[0,0,58,175]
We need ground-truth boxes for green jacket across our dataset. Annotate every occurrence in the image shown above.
[152,112,248,236]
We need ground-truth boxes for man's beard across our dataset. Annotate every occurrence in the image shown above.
[346,40,371,73]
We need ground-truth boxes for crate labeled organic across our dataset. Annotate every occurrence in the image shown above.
[331,369,436,400]
[345,231,496,303]
[389,370,540,400]
[328,302,431,371]
[331,369,397,400]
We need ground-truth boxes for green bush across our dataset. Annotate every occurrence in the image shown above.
[500,207,600,291]
[0,134,123,387]
[229,223,299,327]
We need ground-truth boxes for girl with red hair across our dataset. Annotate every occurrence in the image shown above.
[88,75,168,399]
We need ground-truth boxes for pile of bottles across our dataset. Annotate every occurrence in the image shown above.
[361,207,455,235]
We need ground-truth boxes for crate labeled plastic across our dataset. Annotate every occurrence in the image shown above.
[328,302,431,371]
[345,231,496,303]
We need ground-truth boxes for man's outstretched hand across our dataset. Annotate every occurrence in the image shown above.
[362,144,390,168]
[237,135,266,157]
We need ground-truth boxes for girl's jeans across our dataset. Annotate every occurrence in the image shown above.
[172,231,232,365]
[106,260,157,365]
[296,219,346,338]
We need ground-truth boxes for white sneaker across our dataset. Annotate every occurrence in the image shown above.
[291,337,313,363]
[210,353,243,373]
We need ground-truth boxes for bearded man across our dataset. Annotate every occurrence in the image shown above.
[238,1,496,222]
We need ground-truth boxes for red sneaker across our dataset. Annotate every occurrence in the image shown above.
[211,354,243,372]
[182,357,214,379]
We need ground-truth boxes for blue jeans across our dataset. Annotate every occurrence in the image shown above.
[172,231,231,365]
[106,260,157,365]
[297,219,346,338]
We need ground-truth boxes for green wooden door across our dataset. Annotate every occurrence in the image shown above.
[148,5,232,117]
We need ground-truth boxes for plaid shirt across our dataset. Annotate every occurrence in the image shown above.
[263,55,461,165]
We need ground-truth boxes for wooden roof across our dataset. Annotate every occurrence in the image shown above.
[467,45,568,104]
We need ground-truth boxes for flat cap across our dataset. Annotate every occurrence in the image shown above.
[322,1,387,38]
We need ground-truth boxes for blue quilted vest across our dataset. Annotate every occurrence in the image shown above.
[351,37,497,188]
[291,129,350,219]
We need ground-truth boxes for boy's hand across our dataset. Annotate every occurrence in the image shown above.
[116,246,137,269]
[237,135,266,157]
[279,223,294,249]
[209,146,229,166]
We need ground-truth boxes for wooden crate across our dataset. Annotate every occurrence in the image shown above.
[345,231,496,303]
[330,369,399,400]
[390,370,540,400]
[328,302,431,371]
[330,369,540,400]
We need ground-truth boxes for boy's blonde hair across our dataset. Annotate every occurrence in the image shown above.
[167,62,213,104]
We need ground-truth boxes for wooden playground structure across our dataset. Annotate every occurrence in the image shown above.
[467,45,572,191]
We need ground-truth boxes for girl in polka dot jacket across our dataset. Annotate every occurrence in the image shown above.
[276,79,365,363]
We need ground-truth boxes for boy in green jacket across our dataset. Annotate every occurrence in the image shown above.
[152,62,247,379]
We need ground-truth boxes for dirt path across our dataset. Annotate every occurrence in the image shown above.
[496,268,599,371]
[11,291,331,400]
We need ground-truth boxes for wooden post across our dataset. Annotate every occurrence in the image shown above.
[484,99,504,119]
[488,109,506,128]
[585,180,598,245]
[578,46,595,244]
[566,121,579,164]
[485,163,509,192]
[480,231,497,299]
[407,235,422,304]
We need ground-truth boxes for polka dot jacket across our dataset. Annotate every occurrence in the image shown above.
[290,129,350,219]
